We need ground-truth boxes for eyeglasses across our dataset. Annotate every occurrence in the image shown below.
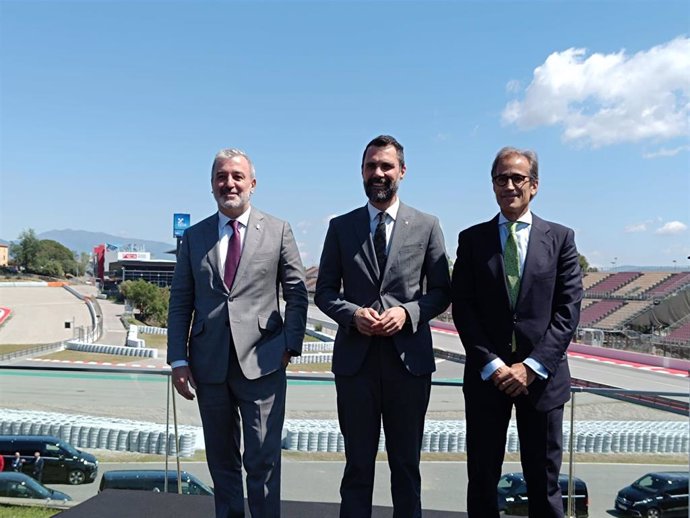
[492,173,531,187]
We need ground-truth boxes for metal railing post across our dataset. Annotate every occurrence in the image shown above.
[171,377,182,494]
[567,392,575,518]
[164,375,170,493]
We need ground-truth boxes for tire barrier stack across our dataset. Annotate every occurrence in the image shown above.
[66,340,158,359]
[126,325,146,348]
[291,353,333,365]
[0,409,200,457]
[282,419,689,454]
[137,325,168,335]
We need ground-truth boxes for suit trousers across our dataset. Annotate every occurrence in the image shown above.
[196,345,286,518]
[335,337,431,518]
[464,378,565,518]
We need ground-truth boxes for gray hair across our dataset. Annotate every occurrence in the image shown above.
[211,148,256,178]
[490,147,538,181]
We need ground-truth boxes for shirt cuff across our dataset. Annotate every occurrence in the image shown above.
[481,358,506,381]
[170,360,189,369]
[523,357,548,380]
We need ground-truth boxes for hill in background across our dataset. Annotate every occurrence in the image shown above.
[2,229,176,259]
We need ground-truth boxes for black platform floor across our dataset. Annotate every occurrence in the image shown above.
[54,490,479,518]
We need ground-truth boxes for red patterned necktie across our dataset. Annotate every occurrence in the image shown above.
[224,220,241,289]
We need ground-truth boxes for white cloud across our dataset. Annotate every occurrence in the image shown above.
[642,145,690,159]
[505,79,521,93]
[655,221,687,235]
[624,223,647,233]
[502,36,690,148]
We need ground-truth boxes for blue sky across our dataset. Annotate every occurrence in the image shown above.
[1,0,688,268]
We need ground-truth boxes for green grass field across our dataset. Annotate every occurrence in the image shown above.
[0,505,60,518]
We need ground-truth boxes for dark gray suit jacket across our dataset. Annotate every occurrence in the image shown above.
[167,208,308,382]
[315,203,451,376]
[451,213,583,411]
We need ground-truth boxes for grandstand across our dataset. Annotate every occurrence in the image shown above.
[585,271,641,297]
[579,300,625,327]
[303,266,690,355]
[646,272,690,298]
[579,270,690,357]
[582,271,610,290]
[662,320,690,345]
[611,271,672,298]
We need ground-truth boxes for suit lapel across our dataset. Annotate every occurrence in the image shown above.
[382,202,411,282]
[201,214,225,291]
[354,205,380,279]
[484,215,512,309]
[519,214,550,305]
[230,208,264,295]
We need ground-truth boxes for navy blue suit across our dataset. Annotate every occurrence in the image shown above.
[451,213,582,518]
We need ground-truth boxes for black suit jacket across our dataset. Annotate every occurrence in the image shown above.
[451,213,582,411]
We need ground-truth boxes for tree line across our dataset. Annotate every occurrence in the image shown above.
[9,229,90,277]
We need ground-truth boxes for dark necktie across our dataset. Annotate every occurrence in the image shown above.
[224,220,241,289]
[374,211,387,275]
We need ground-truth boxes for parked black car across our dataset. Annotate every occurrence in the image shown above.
[0,435,98,485]
[0,472,72,501]
[99,469,214,496]
[497,472,589,517]
[614,471,688,517]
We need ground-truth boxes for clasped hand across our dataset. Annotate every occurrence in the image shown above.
[491,363,536,398]
[354,306,407,337]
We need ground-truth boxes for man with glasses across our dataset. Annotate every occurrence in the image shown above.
[451,147,583,518]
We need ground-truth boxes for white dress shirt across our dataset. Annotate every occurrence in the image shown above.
[366,198,399,253]
[217,207,251,271]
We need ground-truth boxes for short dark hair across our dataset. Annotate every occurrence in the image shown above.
[361,135,405,169]
[490,147,538,181]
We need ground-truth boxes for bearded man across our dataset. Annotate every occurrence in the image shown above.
[315,135,451,518]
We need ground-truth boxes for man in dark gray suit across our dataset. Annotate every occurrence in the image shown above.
[167,148,308,518]
[451,147,582,518]
[315,135,451,518]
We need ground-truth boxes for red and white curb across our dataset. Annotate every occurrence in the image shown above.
[27,358,165,370]
[0,307,11,326]
[568,352,689,377]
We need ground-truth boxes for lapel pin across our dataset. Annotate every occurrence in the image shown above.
[256,224,261,230]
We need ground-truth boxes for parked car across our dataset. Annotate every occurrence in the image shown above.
[0,435,98,485]
[614,471,688,517]
[497,472,589,517]
[99,469,214,496]
[0,472,72,501]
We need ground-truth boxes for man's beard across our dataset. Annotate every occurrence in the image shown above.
[364,178,398,203]
[216,189,251,211]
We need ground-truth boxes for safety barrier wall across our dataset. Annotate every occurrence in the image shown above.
[0,364,687,458]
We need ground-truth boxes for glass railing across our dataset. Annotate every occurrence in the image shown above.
[0,361,687,517]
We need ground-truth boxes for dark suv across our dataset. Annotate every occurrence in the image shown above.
[0,472,72,501]
[99,469,214,496]
[497,472,589,517]
[0,435,98,485]
[614,471,688,517]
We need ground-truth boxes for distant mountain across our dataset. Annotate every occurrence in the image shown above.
[35,229,176,259]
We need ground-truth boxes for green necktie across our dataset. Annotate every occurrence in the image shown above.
[504,221,520,308]
[504,221,520,352]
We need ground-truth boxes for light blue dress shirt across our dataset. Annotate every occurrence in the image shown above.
[480,211,548,381]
